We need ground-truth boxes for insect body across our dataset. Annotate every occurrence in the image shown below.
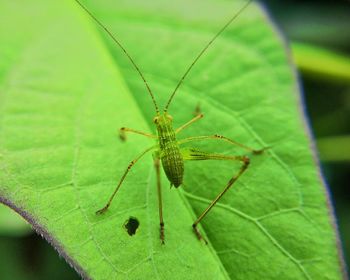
[75,0,263,244]
[155,113,184,188]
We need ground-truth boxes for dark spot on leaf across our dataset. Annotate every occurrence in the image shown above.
[124,217,139,236]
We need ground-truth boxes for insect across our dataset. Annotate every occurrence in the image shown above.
[75,0,264,244]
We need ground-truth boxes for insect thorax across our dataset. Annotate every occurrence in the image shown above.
[154,113,184,187]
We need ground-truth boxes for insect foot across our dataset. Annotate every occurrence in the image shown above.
[193,103,202,116]
[119,127,127,141]
[160,222,165,245]
[95,204,110,215]
[252,146,270,155]
[192,224,208,245]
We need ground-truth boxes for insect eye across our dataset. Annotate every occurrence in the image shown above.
[167,115,173,121]
[153,117,159,123]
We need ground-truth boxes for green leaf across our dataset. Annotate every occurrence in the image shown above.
[0,0,345,279]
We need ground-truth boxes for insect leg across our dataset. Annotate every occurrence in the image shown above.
[181,148,250,243]
[153,153,165,244]
[96,145,156,215]
[178,134,266,154]
[193,102,201,117]
[119,127,157,141]
[175,113,204,134]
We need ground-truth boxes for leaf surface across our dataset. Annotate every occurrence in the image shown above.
[0,0,345,279]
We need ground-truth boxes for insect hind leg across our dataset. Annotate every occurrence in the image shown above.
[153,153,165,244]
[178,134,267,154]
[181,148,250,244]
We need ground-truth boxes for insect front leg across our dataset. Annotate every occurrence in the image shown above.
[175,113,204,134]
[181,148,251,244]
[119,127,157,141]
[96,145,156,215]
[153,152,165,244]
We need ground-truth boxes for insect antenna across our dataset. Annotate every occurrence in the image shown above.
[164,0,252,112]
[74,0,159,113]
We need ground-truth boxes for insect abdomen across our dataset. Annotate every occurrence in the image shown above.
[161,142,184,187]
[157,121,184,187]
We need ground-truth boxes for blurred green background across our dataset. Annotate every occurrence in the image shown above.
[0,0,349,279]
[264,1,350,276]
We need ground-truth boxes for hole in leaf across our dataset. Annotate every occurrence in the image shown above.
[124,217,139,236]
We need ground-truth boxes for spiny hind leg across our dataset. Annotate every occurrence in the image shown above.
[178,134,267,154]
[119,127,157,141]
[96,145,156,215]
[181,148,250,244]
[153,153,165,244]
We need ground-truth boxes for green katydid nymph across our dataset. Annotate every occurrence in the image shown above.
[75,0,265,244]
